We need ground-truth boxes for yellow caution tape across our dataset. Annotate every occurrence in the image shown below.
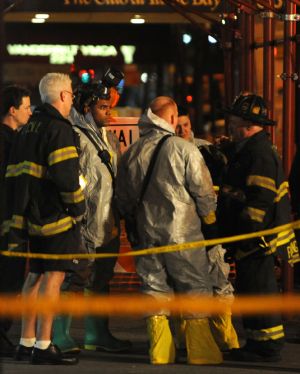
[1,220,300,260]
[0,294,300,317]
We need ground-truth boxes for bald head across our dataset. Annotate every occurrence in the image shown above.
[150,96,178,129]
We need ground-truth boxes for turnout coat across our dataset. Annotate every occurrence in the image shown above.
[218,130,299,264]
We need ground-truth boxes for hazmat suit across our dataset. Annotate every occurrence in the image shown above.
[116,106,223,365]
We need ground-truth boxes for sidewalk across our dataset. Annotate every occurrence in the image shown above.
[1,315,300,373]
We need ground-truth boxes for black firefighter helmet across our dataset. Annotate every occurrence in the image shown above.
[224,92,276,126]
[74,82,111,115]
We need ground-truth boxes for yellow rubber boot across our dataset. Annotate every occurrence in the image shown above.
[210,313,240,351]
[146,315,176,364]
[185,318,223,365]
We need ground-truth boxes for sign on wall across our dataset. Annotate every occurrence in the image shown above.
[107,117,139,153]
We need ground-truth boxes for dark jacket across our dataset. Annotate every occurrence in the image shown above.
[0,124,16,224]
[218,130,299,264]
[0,103,85,250]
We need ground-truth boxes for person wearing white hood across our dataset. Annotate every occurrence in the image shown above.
[116,96,223,365]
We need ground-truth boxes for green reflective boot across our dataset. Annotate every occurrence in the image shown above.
[84,316,132,353]
[52,315,80,354]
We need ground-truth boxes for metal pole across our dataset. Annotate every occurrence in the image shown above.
[282,1,297,292]
[262,8,275,142]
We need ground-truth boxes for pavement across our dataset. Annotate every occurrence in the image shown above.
[1,315,300,374]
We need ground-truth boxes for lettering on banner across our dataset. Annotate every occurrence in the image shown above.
[63,0,224,10]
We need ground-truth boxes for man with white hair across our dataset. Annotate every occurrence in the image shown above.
[1,73,85,365]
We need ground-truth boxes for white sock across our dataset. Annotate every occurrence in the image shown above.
[20,337,36,347]
[34,340,51,350]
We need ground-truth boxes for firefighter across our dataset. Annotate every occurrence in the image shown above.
[1,73,85,365]
[218,92,300,362]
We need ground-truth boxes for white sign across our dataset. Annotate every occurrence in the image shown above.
[107,117,139,153]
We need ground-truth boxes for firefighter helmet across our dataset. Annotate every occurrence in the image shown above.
[225,92,276,126]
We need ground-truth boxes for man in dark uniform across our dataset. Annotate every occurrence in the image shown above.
[1,73,86,365]
[0,85,32,357]
[218,92,300,362]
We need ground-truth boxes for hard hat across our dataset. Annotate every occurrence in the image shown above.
[224,92,276,126]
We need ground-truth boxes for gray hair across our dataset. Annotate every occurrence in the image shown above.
[39,73,72,104]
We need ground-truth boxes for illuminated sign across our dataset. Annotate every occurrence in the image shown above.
[7,44,136,65]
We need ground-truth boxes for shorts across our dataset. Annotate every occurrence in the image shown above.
[29,224,87,274]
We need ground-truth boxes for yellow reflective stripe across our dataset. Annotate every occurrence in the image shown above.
[247,175,277,193]
[0,215,26,235]
[246,207,266,223]
[5,161,46,178]
[60,187,85,204]
[274,182,289,202]
[8,243,19,250]
[265,230,296,255]
[48,146,78,166]
[28,217,75,236]
[202,211,216,225]
[213,186,219,192]
[246,325,284,341]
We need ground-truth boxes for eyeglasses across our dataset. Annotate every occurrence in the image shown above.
[62,90,75,100]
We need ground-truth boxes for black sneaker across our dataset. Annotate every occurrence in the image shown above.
[15,344,33,361]
[31,343,78,365]
[228,348,281,362]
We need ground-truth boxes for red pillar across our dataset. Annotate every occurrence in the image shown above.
[262,9,275,142]
[282,1,297,292]
[245,12,255,91]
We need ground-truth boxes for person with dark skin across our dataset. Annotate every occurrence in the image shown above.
[0,85,32,357]
[52,81,131,354]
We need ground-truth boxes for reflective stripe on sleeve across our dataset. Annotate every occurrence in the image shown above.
[246,175,277,193]
[246,206,266,223]
[5,161,46,178]
[48,146,78,166]
[60,187,85,204]
[28,216,75,236]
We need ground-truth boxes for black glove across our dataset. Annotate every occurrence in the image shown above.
[124,216,140,249]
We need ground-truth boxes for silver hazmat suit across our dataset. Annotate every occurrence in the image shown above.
[69,108,121,251]
[116,109,217,316]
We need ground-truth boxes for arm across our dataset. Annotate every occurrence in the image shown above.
[47,123,85,219]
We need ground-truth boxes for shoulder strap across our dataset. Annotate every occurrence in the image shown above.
[138,134,172,205]
[76,125,115,183]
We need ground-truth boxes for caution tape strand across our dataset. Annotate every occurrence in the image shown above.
[1,220,300,260]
